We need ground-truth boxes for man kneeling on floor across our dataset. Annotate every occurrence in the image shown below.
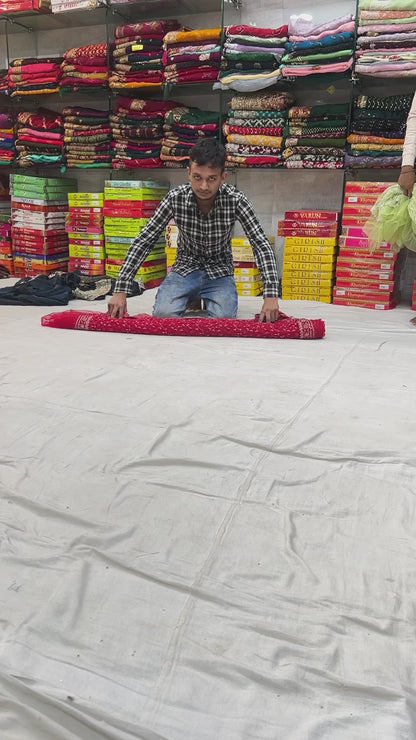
[108,139,280,322]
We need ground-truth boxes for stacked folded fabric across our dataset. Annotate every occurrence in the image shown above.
[60,43,108,93]
[10,174,77,277]
[104,179,168,288]
[111,96,177,168]
[161,106,221,167]
[281,14,355,78]
[356,0,416,77]
[283,102,349,169]
[8,57,63,97]
[0,113,15,166]
[66,192,106,276]
[110,19,179,91]
[346,93,413,169]
[15,109,64,167]
[163,27,222,85]
[63,106,111,168]
[217,24,287,92]
[223,91,294,168]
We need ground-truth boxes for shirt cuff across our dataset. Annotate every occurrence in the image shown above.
[262,282,279,298]
[114,276,133,295]
[401,155,416,168]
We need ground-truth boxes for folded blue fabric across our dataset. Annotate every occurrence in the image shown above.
[285,32,354,53]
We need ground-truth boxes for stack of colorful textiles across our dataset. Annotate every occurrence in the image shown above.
[217,24,287,92]
[111,96,177,168]
[334,181,399,309]
[66,192,105,276]
[346,93,413,168]
[223,91,294,168]
[60,43,108,93]
[163,27,222,85]
[0,213,12,276]
[8,57,63,97]
[15,109,64,167]
[161,106,221,167]
[62,106,111,168]
[283,102,349,169]
[280,210,339,302]
[281,14,355,78]
[10,174,77,277]
[104,179,168,288]
[356,0,416,77]
[0,113,15,166]
[231,237,267,296]
[110,19,179,91]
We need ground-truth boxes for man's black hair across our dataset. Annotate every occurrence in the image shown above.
[189,139,226,170]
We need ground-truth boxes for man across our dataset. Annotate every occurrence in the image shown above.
[399,92,416,197]
[108,139,280,322]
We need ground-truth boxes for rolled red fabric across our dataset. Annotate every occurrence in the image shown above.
[41,310,325,339]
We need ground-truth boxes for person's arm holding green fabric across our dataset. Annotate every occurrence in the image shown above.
[399,92,416,197]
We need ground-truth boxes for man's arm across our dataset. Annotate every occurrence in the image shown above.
[108,193,173,317]
[236,192,279,322]
[399,92,416,197]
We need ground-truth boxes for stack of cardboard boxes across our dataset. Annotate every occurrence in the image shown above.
[10,174,77,277]
[280,210,339,303]
[231,237,267,296]
[333,182,399,310]
[0,213,12,275]
[104,180,168,290]
[66,192,105,276]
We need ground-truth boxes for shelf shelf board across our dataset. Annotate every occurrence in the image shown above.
[0,0,223,33]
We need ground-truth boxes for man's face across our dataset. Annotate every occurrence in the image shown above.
[187,161,226,203]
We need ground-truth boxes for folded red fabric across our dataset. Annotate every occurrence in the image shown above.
[41,310,325,339]
[226,24,288,38]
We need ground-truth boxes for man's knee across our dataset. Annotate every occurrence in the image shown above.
[152,306,184,317]
[206,305,237,319]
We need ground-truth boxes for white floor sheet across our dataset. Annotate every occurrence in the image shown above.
[1,285,416,740]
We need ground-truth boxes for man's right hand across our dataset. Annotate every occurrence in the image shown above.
[398,166,416,197]
[108,292,127,318]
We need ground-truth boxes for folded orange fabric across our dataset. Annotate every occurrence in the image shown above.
[163,28,221,44]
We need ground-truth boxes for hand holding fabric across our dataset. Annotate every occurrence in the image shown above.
[108,292,127,318]
[258,296,279,323]
[398,166,416,197]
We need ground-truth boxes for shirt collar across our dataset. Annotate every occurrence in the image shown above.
[184,182,227,211]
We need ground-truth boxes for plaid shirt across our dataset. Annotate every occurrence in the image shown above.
[114,182,279,298]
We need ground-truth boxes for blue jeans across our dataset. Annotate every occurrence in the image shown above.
[153,270,238,318]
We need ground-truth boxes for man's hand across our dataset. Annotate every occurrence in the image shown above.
[258,297,279,323]
[108,292,127,318]
[398,166,416,197]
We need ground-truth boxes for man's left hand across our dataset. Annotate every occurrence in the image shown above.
[258,297,279,323]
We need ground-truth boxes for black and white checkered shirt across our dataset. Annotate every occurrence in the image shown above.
[114,182,279,298]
